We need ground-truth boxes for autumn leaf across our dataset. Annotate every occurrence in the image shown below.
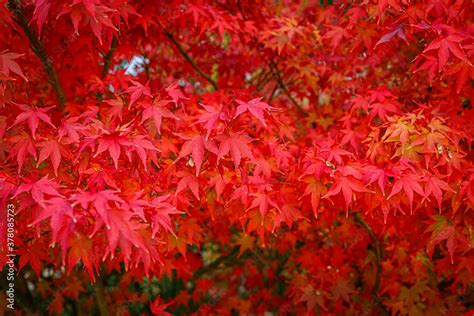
[235,233,255,257]
[298,285,327,312]
[246,191,281,223]
[323,166,373,216]
[7,131,37,172]
[36,138,63,175]
[193,103,228,140]
[141,99,179,134]
[125,80,152,107]
[14,176,62,207]
[422,34,472,70]
[0,52,28,81]
[128,136,159,171]
[32,0,51,34]
[71,189,124,230]
[322,25,351,52]
[234,98,277,127]
[30,197,76,244]
[11,103,55,139]
[166,82,189,104]
[175,133,218,176]
[150,296,173,316]
[63,277,85,300]
[301,176,327,218]
[58,116,85,143]
[67,233,98,279]
[375,24,408,48]
[98,210,147,263]
[175,170,200,199]
[216,132,255,169]
[387,171,424,212]
[150,194,183,237]
[422,174,453,210]
[426,216,457,263]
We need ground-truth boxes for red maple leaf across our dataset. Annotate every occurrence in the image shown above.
[14,176,62,207]
[150,194,182,238]
[124,80,152,107]
[175,133,218,176]
[175,170,200,199]
[387,171,424,213]
[234,98,277,127]
[141,99,179,134]
[11,103,55,139]
[150,296,173,316]
[193,103,229,140]
[323,166,372,216]
[422,34,471,70]
[71,189,124,230]
[36,138,63,176]
[0,52,28,81]
[216,132,255,169]
[7,131,37,172]
[375,24,408,48]
[30,197,76,244]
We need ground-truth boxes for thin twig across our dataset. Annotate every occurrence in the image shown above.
[268,60,308,116]
[163,29,219,91]
[8,0,68,109]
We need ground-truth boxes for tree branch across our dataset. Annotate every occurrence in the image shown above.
[8,0,68,109]
[101,36,118,78]
[268,60,308,117]
[163,29,219,91]
[353,212,388,316]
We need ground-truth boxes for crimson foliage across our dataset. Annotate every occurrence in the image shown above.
[1,0,473,315]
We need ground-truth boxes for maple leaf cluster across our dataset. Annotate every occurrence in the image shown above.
[0,0,473,315]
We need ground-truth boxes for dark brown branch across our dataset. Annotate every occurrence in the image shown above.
[8,0,68,109]
[163,29,219,91]
[101,36,118,78]
[268,60,308,117]
[353,213,388,316]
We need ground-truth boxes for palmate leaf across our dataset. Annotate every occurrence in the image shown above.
[216,132,255,169]
[14,176,62,207]
[141,99,179,134]
[234,98,278,127]
[2,0,473,314]
[11,103,55,139]
[175,133,218,176]
[0,52,28,81]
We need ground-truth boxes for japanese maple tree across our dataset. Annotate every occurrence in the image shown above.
[1,0,473,315]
